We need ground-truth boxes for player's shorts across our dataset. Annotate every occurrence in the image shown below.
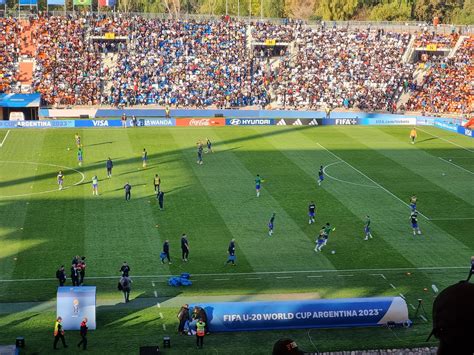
[93,184,98,188]
[207,144,211,149]
[256,184,260,190]
[365,227,370,233]
[412,222,418,228]
[268,223,273,230]
[78,156,83,161]
[309,212,315,217]
[317,239,324,245]
[319,176,324,181]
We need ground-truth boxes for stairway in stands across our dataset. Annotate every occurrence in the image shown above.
[17,20,35,92]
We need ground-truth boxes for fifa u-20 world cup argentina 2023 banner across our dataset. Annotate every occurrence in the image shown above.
[57,286,96,330]
[191,297,409,332]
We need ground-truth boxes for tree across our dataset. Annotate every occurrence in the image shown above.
[317,0,360,20]
[284,0,318,19]
[369,0,412,20]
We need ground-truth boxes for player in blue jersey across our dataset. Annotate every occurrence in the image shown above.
[142,148,148,168]
[77,147,83,166]
[364,215,373,240]
[268,213,275,236]
[410,195,417,211]
[317,166,324,186]
[410,211,422,236]
[315,228,326,252]
[57,171,64,190]
[308,201,316,224]
[197,142,203,165]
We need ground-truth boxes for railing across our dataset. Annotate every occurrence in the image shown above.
[1,10,473,34]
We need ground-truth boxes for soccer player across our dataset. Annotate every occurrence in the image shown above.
[268,213,275,236]
[410,211,422,236]
[92,175,98,196]
[197,142,203,165]
[410,127,417,144]
[75,133,81,148]
[154,174,161,193]
[364,215,373,240]
[206,138,212,153]
[77,147,83,166]
[142,148,148,168]
[410,195,417,211]
[106,157,113,178]
[255,174,262,197]
[315,228,326,252]
[124,182,131,201]
[323,222,334,245]
[161,240,171,264]
[317,166,324,186]
[225,239,236,266]
[57,170,64,190]
[308,201,316,224]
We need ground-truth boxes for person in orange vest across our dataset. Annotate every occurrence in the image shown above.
[53,316,68,349]
[195,318,206,349]
[410,127,417,145]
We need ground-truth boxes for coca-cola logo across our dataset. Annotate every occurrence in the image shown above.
[189,119,210,126]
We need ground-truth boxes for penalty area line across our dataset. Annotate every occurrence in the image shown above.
[0,266,467,283]
[0,130,10,147]
[438,157,474,175]
[417,127,474,153]
[317,143,430,220]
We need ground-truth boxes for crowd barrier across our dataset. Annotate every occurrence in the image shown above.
[190,296,410,332]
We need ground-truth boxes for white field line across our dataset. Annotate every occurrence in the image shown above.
[159,312,164,319]
[156,303,161,308]
[409,304,416,310]
[323,161,377,188]
[154,291,158,298]
[317,143,430,220]
[0,266,467,283]
[438,157,474,175]
[0,130,10,147]
[213,278,230,281]
[307,275,323,278]
[420,315,428,322]
[337,275,354,277]
[390,284,397,289]
[245,277,261,280]
[276,276,293,279]
[370,273,387,280]
[429,217,474,221]
[162,324,166,330]
[417,127,474,153]
[399,293,406,299]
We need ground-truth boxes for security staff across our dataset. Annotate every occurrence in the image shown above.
[53,316,67,349]
[196,318,206,349]
[56,265,66,286]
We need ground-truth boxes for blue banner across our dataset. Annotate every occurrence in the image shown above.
[0,93,41,108]
[19,0,37,5]
[457,126,473,138]
[0,120,75,128]
[74,119,121,127]
[225,118,274,126]
[191,297,409,332]
[47,0,65,5]
[140,118,175,127]
[57,286,96,330]
[358,117,416,126]
[0,0,6,5]
[434,119,458,132]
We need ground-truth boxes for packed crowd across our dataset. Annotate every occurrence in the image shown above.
[0,18,20,93]
[31,16,103,106]
[406,36,473,114]
[270,28,414,111]
[1,14,471,113]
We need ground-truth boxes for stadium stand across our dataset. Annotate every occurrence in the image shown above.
[0,14,472,114]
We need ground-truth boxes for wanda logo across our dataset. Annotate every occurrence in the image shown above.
[189,119,211,126]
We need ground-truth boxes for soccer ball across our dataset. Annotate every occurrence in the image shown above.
[331,250,336,254]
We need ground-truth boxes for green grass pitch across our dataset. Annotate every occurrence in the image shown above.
[0,125,473,354]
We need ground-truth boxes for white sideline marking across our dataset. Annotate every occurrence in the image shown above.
[307,275,323,278]
[154,291,158,298]
[369,273,386,280]
[213,278,230,281]
[0,130,10,147]
[245,277,261,280]
[420,315,428,322]
[399,293,406,299]
[428,217,474,221]
[390,284,397,289]
[438,157,474,175]
[410,304,416,310]
[417,127,474,153]
[323,161,377,188]
[317,143,429,220]
[276,276,293,279]
[152,282,155,287]
[156,303,161,308]
[337,275,354,277]
[159,312,164,319]
[0,266,467,282]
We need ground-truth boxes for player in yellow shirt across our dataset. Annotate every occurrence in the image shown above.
[410,128,417,144]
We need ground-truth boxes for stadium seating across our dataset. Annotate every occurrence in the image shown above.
[1,14,472,114]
